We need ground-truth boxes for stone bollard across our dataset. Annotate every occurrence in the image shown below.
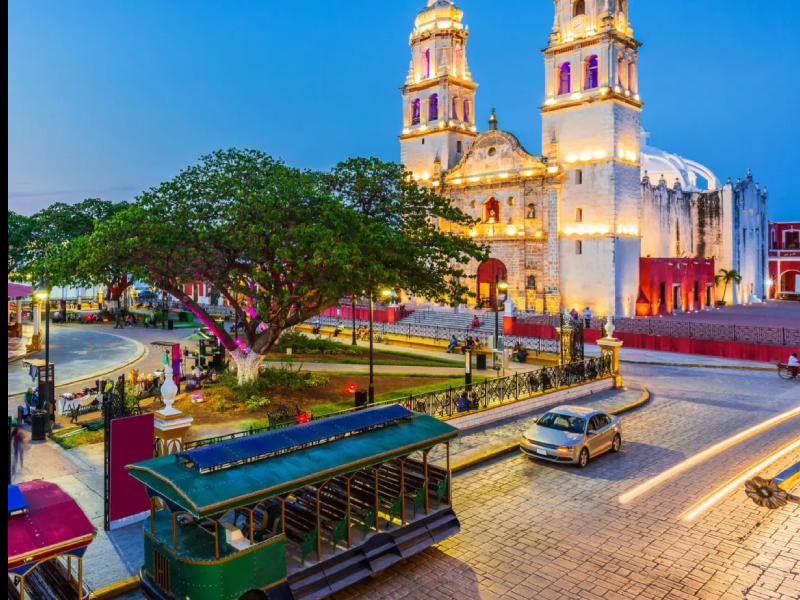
[597,316,624,387]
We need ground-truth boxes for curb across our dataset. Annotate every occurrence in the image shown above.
[8,333,149,398]
[619,359,775,371]
[89,576,140,600]
[451,384,650,473]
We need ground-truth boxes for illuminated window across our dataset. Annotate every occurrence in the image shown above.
[452,96,459,120]
[574,0,586,17]
[463,99,471,124]
[617,57,625,87]
[507,196,516,207]
[526,276,537,290]
[429,94,439,121]
[575,207,583,222]
[559,63,572,95]
[412,99,421,125]
[628,62,637,92]
[424,49,431,79]
[485,197,500,223]
[576,240,583,255]
[585,55,599,89]
[526,203,536,219]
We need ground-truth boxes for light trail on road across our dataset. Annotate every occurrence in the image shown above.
[680,436,800,520]
[619,405,800,504]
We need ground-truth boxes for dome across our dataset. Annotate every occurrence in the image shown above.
[415,0,464,30]
[640,129,722,192]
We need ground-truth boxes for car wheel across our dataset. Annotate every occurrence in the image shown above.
[611,434,622,453]
[578,448,590,468]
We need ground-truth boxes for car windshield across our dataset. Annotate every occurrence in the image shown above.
[537,413,586,434]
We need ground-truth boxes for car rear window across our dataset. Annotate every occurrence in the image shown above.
[538,413,586,434]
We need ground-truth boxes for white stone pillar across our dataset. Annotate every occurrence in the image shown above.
[16,298,23,326]
[33,302,41,336]
[154,366,194,456]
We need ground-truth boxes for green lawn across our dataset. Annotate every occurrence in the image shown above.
[265,348,461,368]
[52,429,104,450]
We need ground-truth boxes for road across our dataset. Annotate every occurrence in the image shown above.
[331,364,799,600]
[61,364,800,600]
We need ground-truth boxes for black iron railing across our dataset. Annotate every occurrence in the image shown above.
[181,355,614,451]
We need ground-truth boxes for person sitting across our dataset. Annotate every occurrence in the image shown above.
[447,335,459,353]
[192,365,203,381]
[513,344,529,363]
[456,392,471,413]
[570,308,579,321]
[788,353,800,380]
[472,316,481,329]
[312,319,323,335]
[333,321,344,338]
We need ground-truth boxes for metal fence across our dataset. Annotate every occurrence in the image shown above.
[305,315,561,356]
[515,313,800,347]
[182,355,614,450]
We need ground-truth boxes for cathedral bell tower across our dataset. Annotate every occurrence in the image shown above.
[400,0,478,184]
[542,0,643,318]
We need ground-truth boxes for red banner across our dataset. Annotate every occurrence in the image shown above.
[109,413,155,528]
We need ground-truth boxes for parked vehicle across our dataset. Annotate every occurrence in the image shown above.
[521,406,623,468]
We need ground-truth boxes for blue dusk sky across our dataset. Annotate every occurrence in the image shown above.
[7,0,799,220]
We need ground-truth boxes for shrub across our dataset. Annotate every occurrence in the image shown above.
[275,332,360,356]
[245,396,271,413]
[214,399,230,413]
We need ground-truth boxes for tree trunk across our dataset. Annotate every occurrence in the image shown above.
[230,349,263,385]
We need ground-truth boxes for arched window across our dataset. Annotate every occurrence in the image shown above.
[526,276,537,290]
[618,0,627,15]
[452,96,459,120]
[463,99,471,124]
[526,203,536,219]
[617,57,625,87]
[485,197,500,223]
[585,55,599,89]
[423,49,431,79]
[411,99,421,125]
[559,62,572,95]
[429,94,439,121]
[574,0,586,17]
[628,61,637,92]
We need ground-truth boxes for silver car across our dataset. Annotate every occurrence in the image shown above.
[521,406,623,468]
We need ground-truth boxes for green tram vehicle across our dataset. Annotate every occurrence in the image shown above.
[128,405,460,600]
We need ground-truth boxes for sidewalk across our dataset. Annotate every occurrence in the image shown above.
[584,344,777,369]
[429,383,647,469]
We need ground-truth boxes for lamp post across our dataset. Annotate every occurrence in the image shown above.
[351,295,357,346]
[162,291,168,330]
[368,289,393,405]
[494,276,509,352]
[34,280,51,412]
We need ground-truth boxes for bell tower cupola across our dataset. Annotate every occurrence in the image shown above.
[400,0,479,185]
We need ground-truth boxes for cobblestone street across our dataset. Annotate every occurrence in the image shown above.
[331,364,799,600]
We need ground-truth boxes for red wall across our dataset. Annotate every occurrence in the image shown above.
[321,305,401,324]
[505,318,797,364]
[110,414,155,527]
[638,258,716,316]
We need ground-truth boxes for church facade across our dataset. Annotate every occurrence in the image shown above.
[399,0,769,316]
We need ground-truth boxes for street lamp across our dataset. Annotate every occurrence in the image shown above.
[34,281,51,412]
[368,288,393,405]
[162,291,168,330]
[351,295,358,346]
[495,277,509,353]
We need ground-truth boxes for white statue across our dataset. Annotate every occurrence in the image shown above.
[160,365,180,416]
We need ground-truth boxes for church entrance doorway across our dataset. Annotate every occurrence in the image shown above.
[477,259,508,309]
[780,270,799,296]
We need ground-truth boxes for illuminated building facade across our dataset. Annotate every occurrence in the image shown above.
[399,0,769,316]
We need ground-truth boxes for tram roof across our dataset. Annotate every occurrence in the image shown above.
[127,408,458,518]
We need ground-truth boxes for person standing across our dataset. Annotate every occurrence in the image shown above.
[11,425,26,478]
[582,306,593,329]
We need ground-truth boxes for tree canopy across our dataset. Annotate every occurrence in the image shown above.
[8,210,32,278]
[89,149,486,381]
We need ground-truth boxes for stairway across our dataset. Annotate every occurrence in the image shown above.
[398,309,503,336]
[287,508,461,600]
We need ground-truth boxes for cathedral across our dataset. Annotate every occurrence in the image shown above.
[399,0,769,317]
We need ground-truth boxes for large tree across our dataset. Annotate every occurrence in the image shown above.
[8,210,33,278]
[89,149,486,382]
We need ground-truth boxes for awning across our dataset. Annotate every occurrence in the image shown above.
[7,283,32,299]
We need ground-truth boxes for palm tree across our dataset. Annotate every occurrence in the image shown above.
[714,269,743,304]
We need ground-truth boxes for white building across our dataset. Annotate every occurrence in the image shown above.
[398,0,768,314]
